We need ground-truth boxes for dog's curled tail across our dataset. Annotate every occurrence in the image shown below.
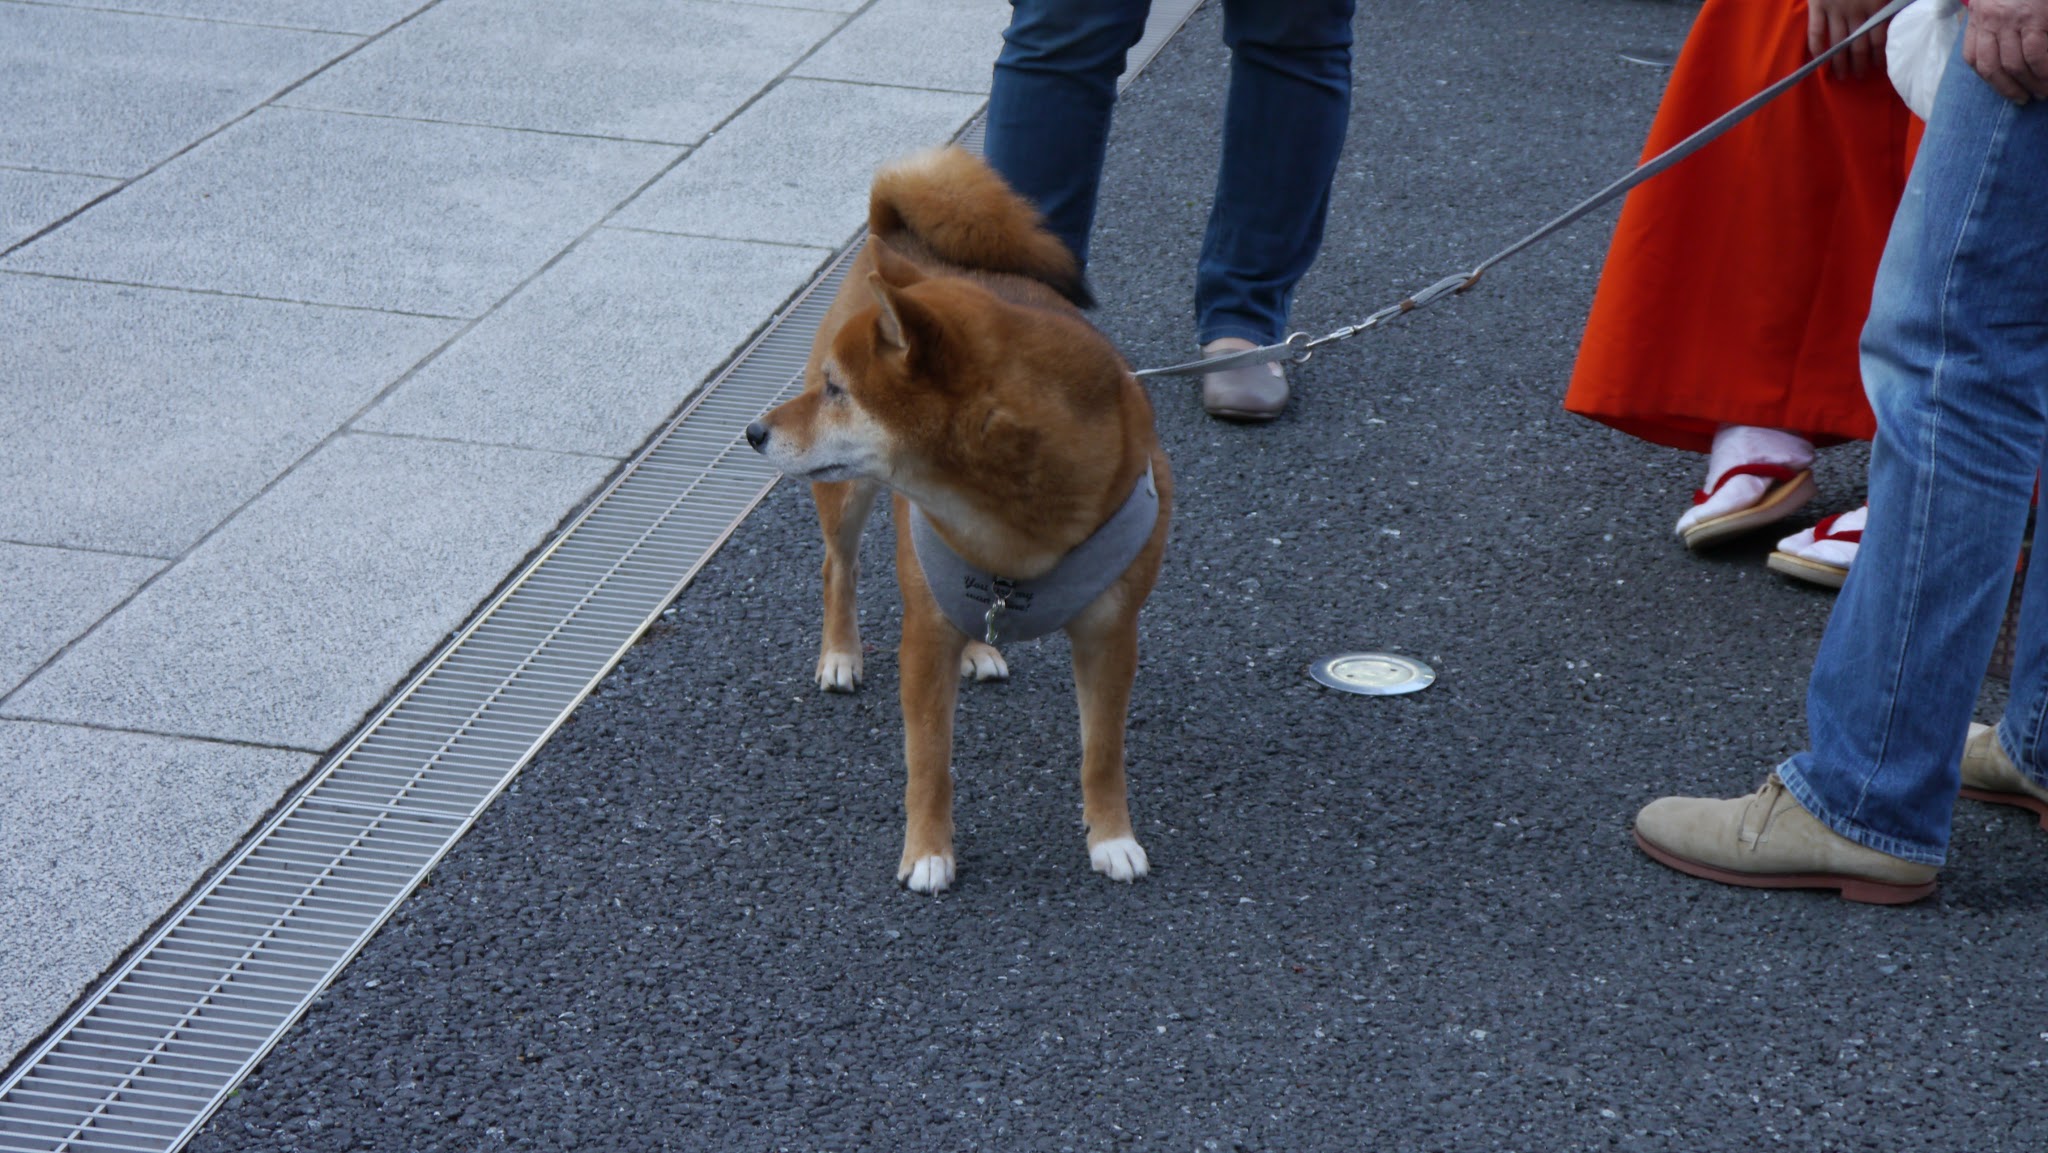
[868,147,1094,309]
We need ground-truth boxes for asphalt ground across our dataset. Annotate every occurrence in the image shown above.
[189,1,2048,1150]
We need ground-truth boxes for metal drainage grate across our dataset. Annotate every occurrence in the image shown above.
[0,2,1205,1148]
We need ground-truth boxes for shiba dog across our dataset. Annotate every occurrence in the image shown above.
[744,147,1172,894]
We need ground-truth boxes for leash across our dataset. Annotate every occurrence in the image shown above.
[1133,0,1917,380]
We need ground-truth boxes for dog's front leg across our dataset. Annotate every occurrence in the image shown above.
[812,477,880,692]
[1067,601,1149,882]
[897,602,966,892]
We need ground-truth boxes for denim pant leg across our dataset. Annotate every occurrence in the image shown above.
[1777,41,2048,865]
[1196,0,1355,346]
[984,0,1152,270]
[1997,459,2048,780]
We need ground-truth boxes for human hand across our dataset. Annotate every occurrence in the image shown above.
[1808,0,1893,78]
[1964,0,2048,103]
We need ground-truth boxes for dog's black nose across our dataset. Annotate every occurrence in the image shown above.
[744,420,769,452]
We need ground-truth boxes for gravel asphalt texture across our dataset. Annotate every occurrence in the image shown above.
[190,2,2048,1150]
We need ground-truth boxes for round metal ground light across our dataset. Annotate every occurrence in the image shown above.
[1310,652,1435,696]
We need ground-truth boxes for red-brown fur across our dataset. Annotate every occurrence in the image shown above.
[746,147,1171,892]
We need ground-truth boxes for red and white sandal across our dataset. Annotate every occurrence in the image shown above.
[1769,506,1865,588]
[1679,462,1817,550]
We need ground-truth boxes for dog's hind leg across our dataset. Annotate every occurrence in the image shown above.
[959,640,1009,683]
[812,477,880,692]
[1067,601,1149,882]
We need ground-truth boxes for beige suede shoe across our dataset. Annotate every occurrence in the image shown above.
[1960,722,2048,830]
[1633,774,1937,905]
[1200,337,1287,422]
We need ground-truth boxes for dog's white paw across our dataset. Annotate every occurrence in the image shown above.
[959,641,1009,683]
[900,854,956,894]
[815,650,862,693]
[1089,837,1149,882]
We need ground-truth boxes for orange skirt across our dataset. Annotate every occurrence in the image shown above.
[1563,0,1917,453]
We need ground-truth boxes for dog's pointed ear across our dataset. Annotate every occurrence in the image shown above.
[867,235,926,289]
[866,272,929,356]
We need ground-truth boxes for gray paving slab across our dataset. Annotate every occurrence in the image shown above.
[0,719,316,1060]
[610,78,985,247]
[356,228,832,457]
[791,0,1007,94]
[4,107,679,316]
[0,275,457,557]
[284,0,844,143]
[0,169,117,252]
[0,2,355,177]
[0,544,163,696]
[44,0,428,34]
[2,433,615,750]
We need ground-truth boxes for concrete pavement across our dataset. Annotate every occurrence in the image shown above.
[1,0,1003,1067]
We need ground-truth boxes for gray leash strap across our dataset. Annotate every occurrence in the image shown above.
[1133,0,1916,381]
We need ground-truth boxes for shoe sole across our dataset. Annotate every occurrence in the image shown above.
[1766,549,1848,589]
[1959,786,2048,830]
[1680,470,1817,550]
[1204,406,1282,423]
[1633,829,1937,905]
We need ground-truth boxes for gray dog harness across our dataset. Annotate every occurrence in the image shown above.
[908,464,1159,645]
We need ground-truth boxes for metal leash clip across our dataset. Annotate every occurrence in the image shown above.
[982,578,1015,645]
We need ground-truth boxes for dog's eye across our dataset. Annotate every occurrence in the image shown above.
[823,378,845,399]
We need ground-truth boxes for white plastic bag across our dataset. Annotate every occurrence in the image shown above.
[1887,0,1965,119]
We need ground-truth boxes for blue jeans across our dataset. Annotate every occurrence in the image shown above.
[983,0,1354,346]
[1778,36,2048,865]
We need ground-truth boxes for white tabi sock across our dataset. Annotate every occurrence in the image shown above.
[1674,425,1816,536]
